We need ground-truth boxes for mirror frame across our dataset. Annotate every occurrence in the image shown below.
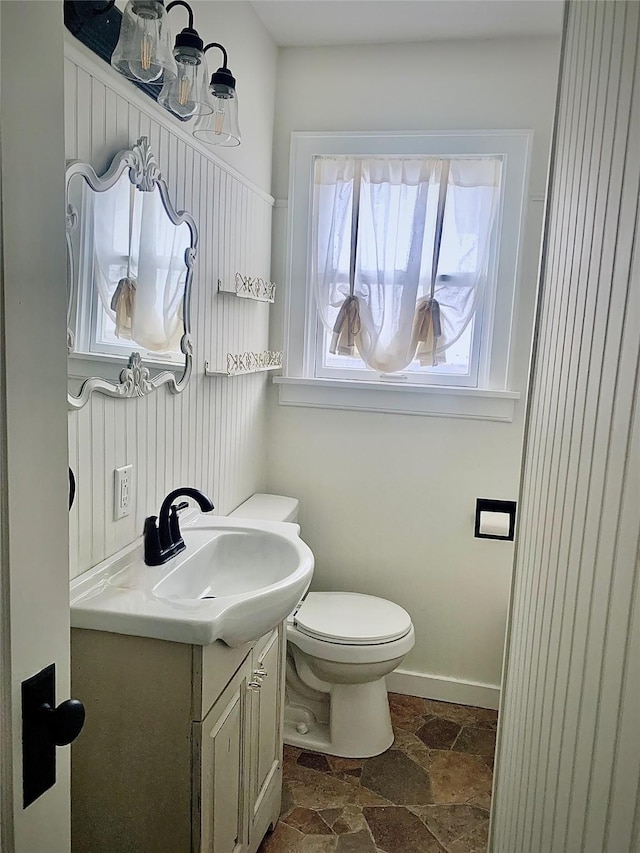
[66,136,197,409]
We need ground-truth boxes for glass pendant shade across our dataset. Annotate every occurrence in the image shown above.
[158,44,212,119]
[111,0,176,84]
[192,74,241,147]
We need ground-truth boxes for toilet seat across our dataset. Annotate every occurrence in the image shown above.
[293,592,412,645]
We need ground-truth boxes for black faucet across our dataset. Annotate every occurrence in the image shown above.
[144,487,215,566]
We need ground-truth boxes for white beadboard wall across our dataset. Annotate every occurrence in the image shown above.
[491,2,640,852]
[66,45,274,579]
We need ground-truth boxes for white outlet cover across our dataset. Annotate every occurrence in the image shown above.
[114,465,132,521]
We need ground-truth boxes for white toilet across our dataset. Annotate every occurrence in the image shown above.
[229,494,415,759]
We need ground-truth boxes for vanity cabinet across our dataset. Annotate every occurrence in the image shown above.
[71,623,286,853]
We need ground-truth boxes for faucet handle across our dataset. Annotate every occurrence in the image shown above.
[143,516,162,566]
[168,502,190,551]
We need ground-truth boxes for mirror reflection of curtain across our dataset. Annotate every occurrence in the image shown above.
[92,173,189,353]
[312,156,502,373]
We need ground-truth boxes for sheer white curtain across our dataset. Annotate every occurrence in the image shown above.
[92,175,189,353]
[311,157,355,334]
[312,155,502,373]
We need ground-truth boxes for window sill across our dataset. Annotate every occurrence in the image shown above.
[273,376,520,422]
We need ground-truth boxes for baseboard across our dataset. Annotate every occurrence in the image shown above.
[386,668,500,710]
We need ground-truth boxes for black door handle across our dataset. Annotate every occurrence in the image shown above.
[42,698,85,747]
[69,466,76,511]
[22,664,86,807]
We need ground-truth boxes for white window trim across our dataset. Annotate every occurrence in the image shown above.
[275,377,520,421]
[277,130,532,421]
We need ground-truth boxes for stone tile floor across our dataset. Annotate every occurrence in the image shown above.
[258,694,497,853]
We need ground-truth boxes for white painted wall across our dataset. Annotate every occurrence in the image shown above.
[66,3,278,579]
[267,37,561,701]
[184,0,277,190]
[492,2,640,849]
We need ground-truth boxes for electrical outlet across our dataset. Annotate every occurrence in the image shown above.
[114,465,133,521]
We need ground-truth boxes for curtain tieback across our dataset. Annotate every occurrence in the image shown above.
[415,297,442,367]
[331,295,361,356]
[111,276,137,340]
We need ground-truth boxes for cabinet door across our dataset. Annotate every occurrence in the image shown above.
[196,657,251,853]
[249,626,285,846]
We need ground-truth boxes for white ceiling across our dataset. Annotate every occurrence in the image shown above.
[250,0,564,47]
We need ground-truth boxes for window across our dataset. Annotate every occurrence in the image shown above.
[278,132,531,419]
[313,155,501,387]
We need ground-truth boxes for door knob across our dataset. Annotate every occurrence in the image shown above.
[22,663,86,807]
[42,698,86,746]
[69,467,76,510]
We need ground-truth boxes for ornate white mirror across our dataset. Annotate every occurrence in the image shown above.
[66,137,197,408]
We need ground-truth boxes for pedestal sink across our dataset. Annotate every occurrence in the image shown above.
[70,517,314,646]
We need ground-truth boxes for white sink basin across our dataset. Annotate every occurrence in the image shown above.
[70,517,314,646]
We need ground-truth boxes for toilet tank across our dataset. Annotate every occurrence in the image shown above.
[228,494,299,524]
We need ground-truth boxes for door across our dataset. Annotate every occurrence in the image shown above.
[491,2,640,850]
[197,657,252,853]
[249,627,283,836]
[0,2,72,850]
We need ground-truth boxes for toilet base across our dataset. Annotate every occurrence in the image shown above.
[284,676,394,758]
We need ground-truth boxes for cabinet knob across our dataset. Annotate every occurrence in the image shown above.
[253,668,267,679]
[248,681,262,691]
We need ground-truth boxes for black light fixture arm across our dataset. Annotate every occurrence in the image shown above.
[166,0,195,29]
[203,42,229,69]
[166,0,204,54]
[203,42,236,93]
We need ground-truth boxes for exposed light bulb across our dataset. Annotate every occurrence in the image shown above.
[159,70,195,118]
[214,104,226,136]
[178,73,192,106]
[140,23,153,72]
[131,7,163,81]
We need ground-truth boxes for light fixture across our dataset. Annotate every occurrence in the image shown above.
[111,0,176,84]
[105,0,241,144]
[192,44,241,147]
[157,1,213,120]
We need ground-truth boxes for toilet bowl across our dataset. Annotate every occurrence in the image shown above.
[229,495,415,758]
[286,591,414,757]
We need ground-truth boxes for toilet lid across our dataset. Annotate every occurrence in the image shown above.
[294,592,412,645]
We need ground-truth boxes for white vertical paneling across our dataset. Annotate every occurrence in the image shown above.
[491,3,640,852]
[67,48,273,578]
